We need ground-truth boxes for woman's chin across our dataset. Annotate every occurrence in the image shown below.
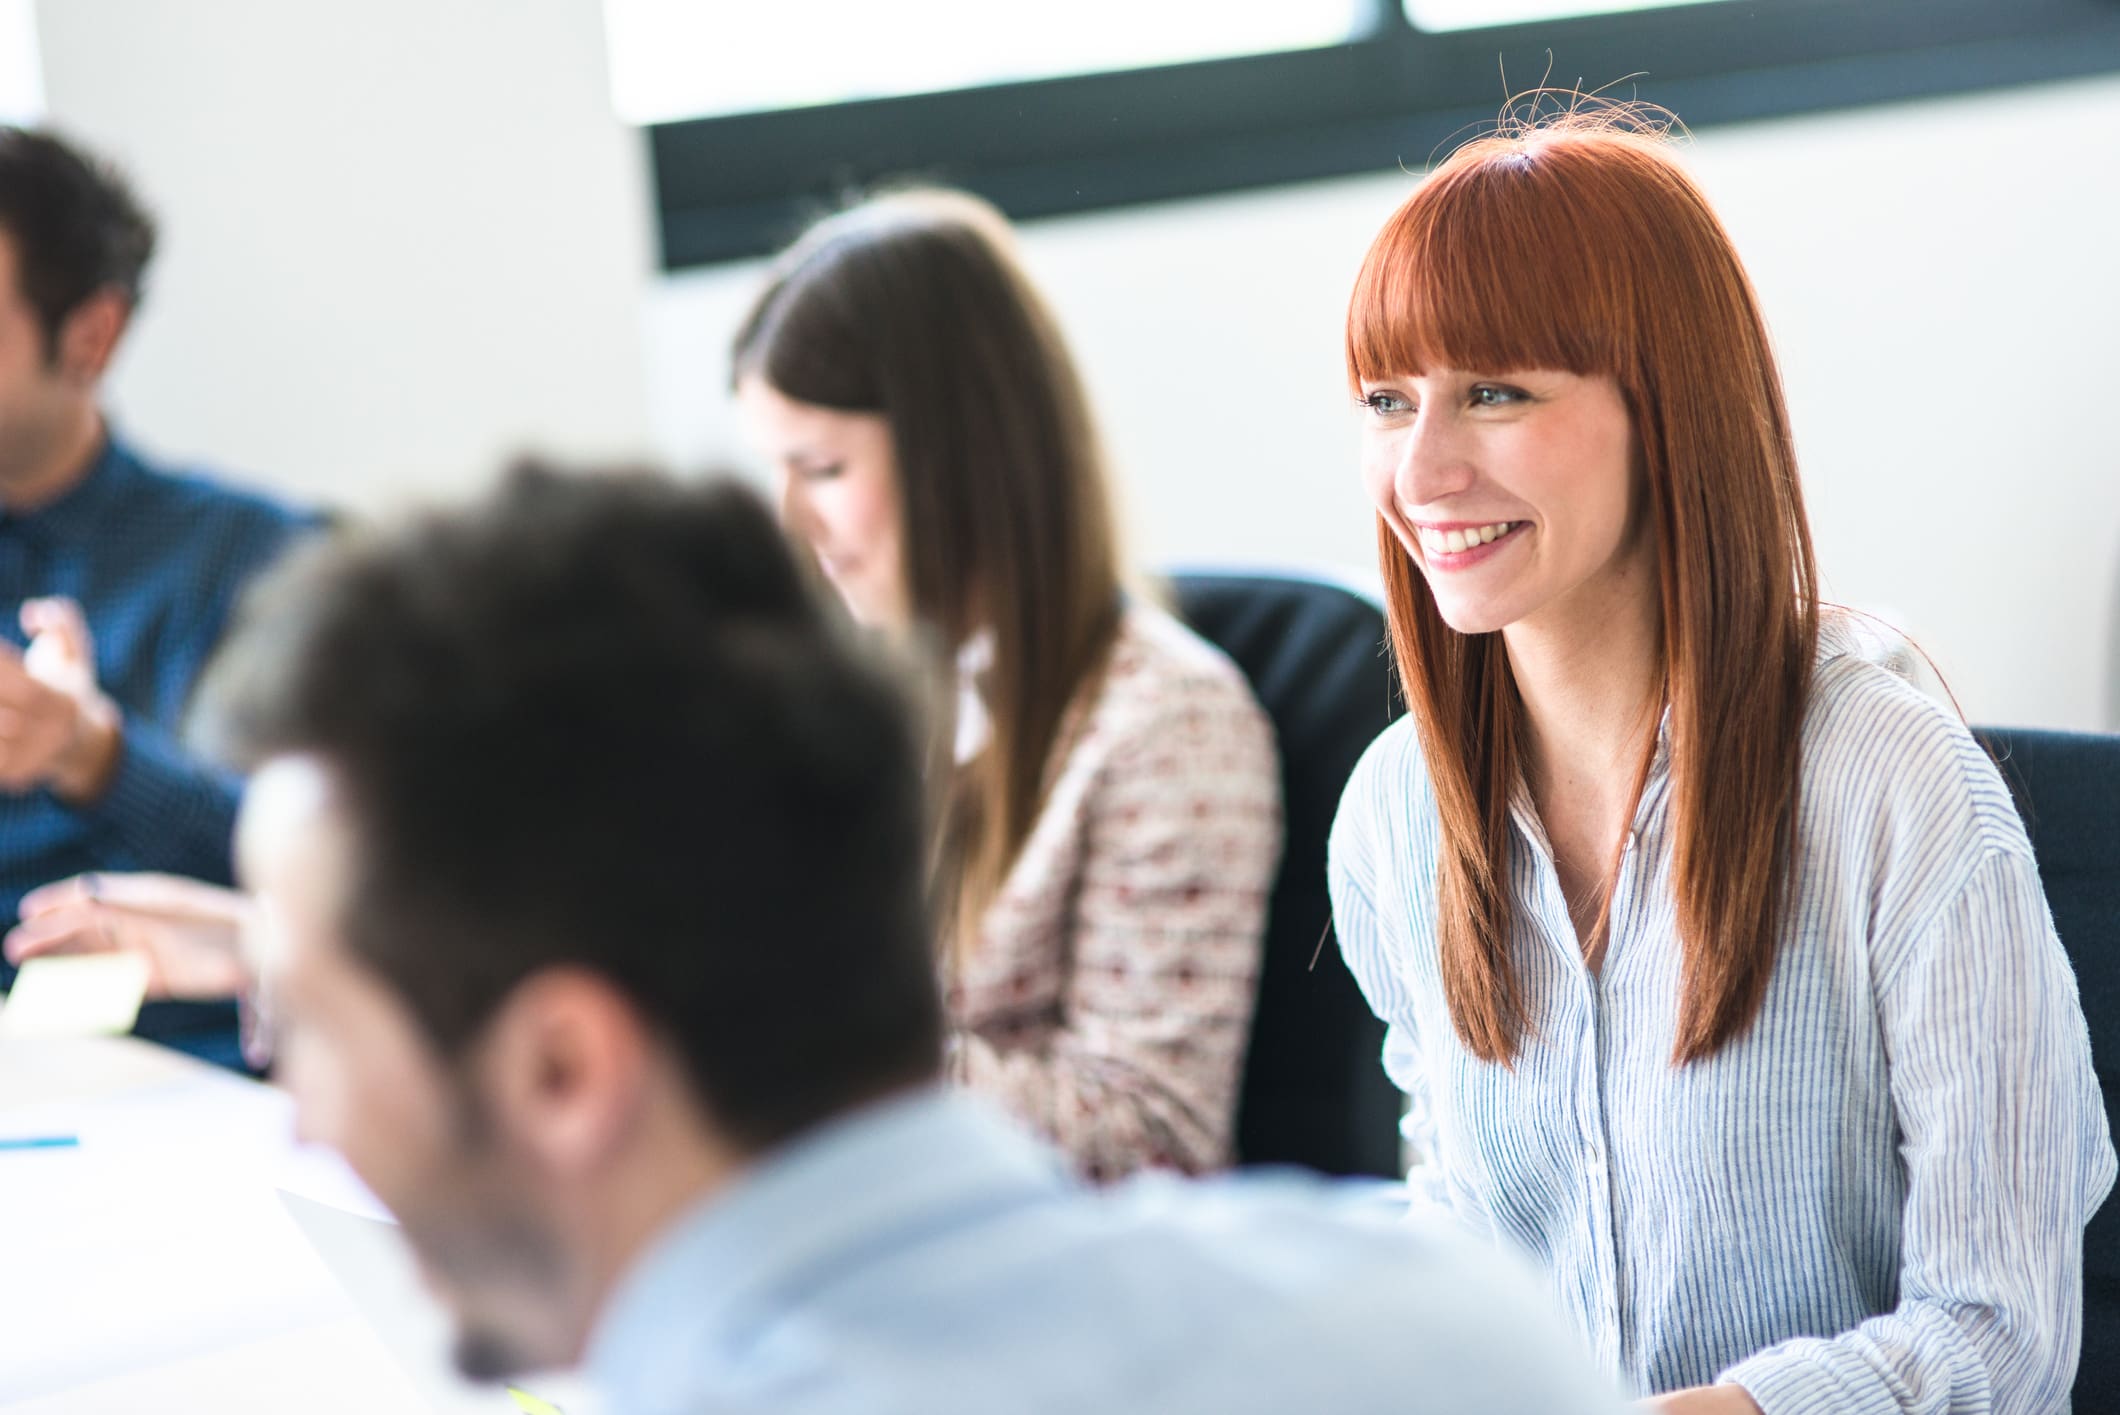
[838,585,912,633]
[1429,596,1515,637]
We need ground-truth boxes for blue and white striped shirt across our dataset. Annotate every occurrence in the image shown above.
[1328,622,2115,1411]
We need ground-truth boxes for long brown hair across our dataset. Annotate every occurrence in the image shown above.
[733,189,1125,955]
[1345,106,1819,1065]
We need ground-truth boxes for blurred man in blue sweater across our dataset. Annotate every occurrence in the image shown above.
[0,126,311,1063]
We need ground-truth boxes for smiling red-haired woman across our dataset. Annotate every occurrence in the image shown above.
[1328,105,2113,1413]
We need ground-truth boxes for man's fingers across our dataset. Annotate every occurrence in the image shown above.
[18,873,99,919]
[0,708,71,789]
[2,908,110,964]
[23,873,250,924]
[0,667,45,706]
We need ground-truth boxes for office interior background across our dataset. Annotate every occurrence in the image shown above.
[5,0,2117,734]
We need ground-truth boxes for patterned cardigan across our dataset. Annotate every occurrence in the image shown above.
[946,604,1282,1179]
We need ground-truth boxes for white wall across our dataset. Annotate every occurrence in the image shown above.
[33,0,655,514]
[29,1,2120,730]
[1701,79,2120,736]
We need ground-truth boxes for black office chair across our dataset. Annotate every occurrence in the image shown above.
[1172,571,1404,1178]
[1974,726,2120,1407]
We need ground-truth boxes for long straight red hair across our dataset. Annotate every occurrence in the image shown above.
[1346,109,1819,1065]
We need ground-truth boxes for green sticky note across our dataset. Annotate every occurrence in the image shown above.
[0,953,149,1038]
[506,1387,565,1415]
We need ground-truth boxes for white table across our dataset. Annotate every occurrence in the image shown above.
[0,1036,559,1413]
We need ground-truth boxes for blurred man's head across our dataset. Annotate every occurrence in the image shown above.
[210,465,945,1378]
[0,128,154,495]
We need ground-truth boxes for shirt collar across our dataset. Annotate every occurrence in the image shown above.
[1817,607,1916,681]
[1509,613,1879,861]
[3,430,135,543]
[584,1087,1066,1412]
[953,628,995,764]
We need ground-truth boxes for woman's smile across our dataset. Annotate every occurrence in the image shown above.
[1411,519,1530,570]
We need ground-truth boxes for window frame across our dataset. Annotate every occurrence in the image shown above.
[645,0,2120,269]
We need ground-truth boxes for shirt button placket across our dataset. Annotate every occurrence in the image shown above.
[1582,965,1623,1357]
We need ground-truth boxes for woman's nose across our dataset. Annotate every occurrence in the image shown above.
[1393,409,1476,512]
[774,468,807,534]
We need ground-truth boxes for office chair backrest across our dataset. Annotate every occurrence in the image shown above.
[1172,571,1403,1177]
[1976,725,2120,1406]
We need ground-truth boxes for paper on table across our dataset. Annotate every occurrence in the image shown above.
[0,1037,464,1409]
[0,1109,354,1403]
[0,953,150,1039]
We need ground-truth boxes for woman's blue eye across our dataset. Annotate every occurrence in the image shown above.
[1363,391,1411,415]
[1471,385,1525,407]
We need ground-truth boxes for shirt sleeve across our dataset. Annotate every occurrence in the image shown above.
[62,489,316,891]
[76,711,244,886]
[953,685,1281,1179]
[1326,773,1468,1232]
[1722,848,2117,1414]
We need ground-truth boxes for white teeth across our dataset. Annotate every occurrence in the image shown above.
[1417,521,1515,555]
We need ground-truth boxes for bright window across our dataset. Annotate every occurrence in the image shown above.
[603,0,1373,125]
[0,0,42,125]
[1404,0,1732,31]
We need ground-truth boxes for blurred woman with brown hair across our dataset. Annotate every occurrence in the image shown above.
[1328,107,2111,1411]
[733,190,1281,1181]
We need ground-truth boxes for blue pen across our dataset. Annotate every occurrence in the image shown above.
[0,1135,78,1151]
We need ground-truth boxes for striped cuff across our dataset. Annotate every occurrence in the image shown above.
[1720,1345,1905,1415]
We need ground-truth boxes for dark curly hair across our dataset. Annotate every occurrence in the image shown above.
[202,463,945,1148]
[0,127,156,356]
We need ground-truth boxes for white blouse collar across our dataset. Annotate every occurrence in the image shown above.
[954,629,996,764]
